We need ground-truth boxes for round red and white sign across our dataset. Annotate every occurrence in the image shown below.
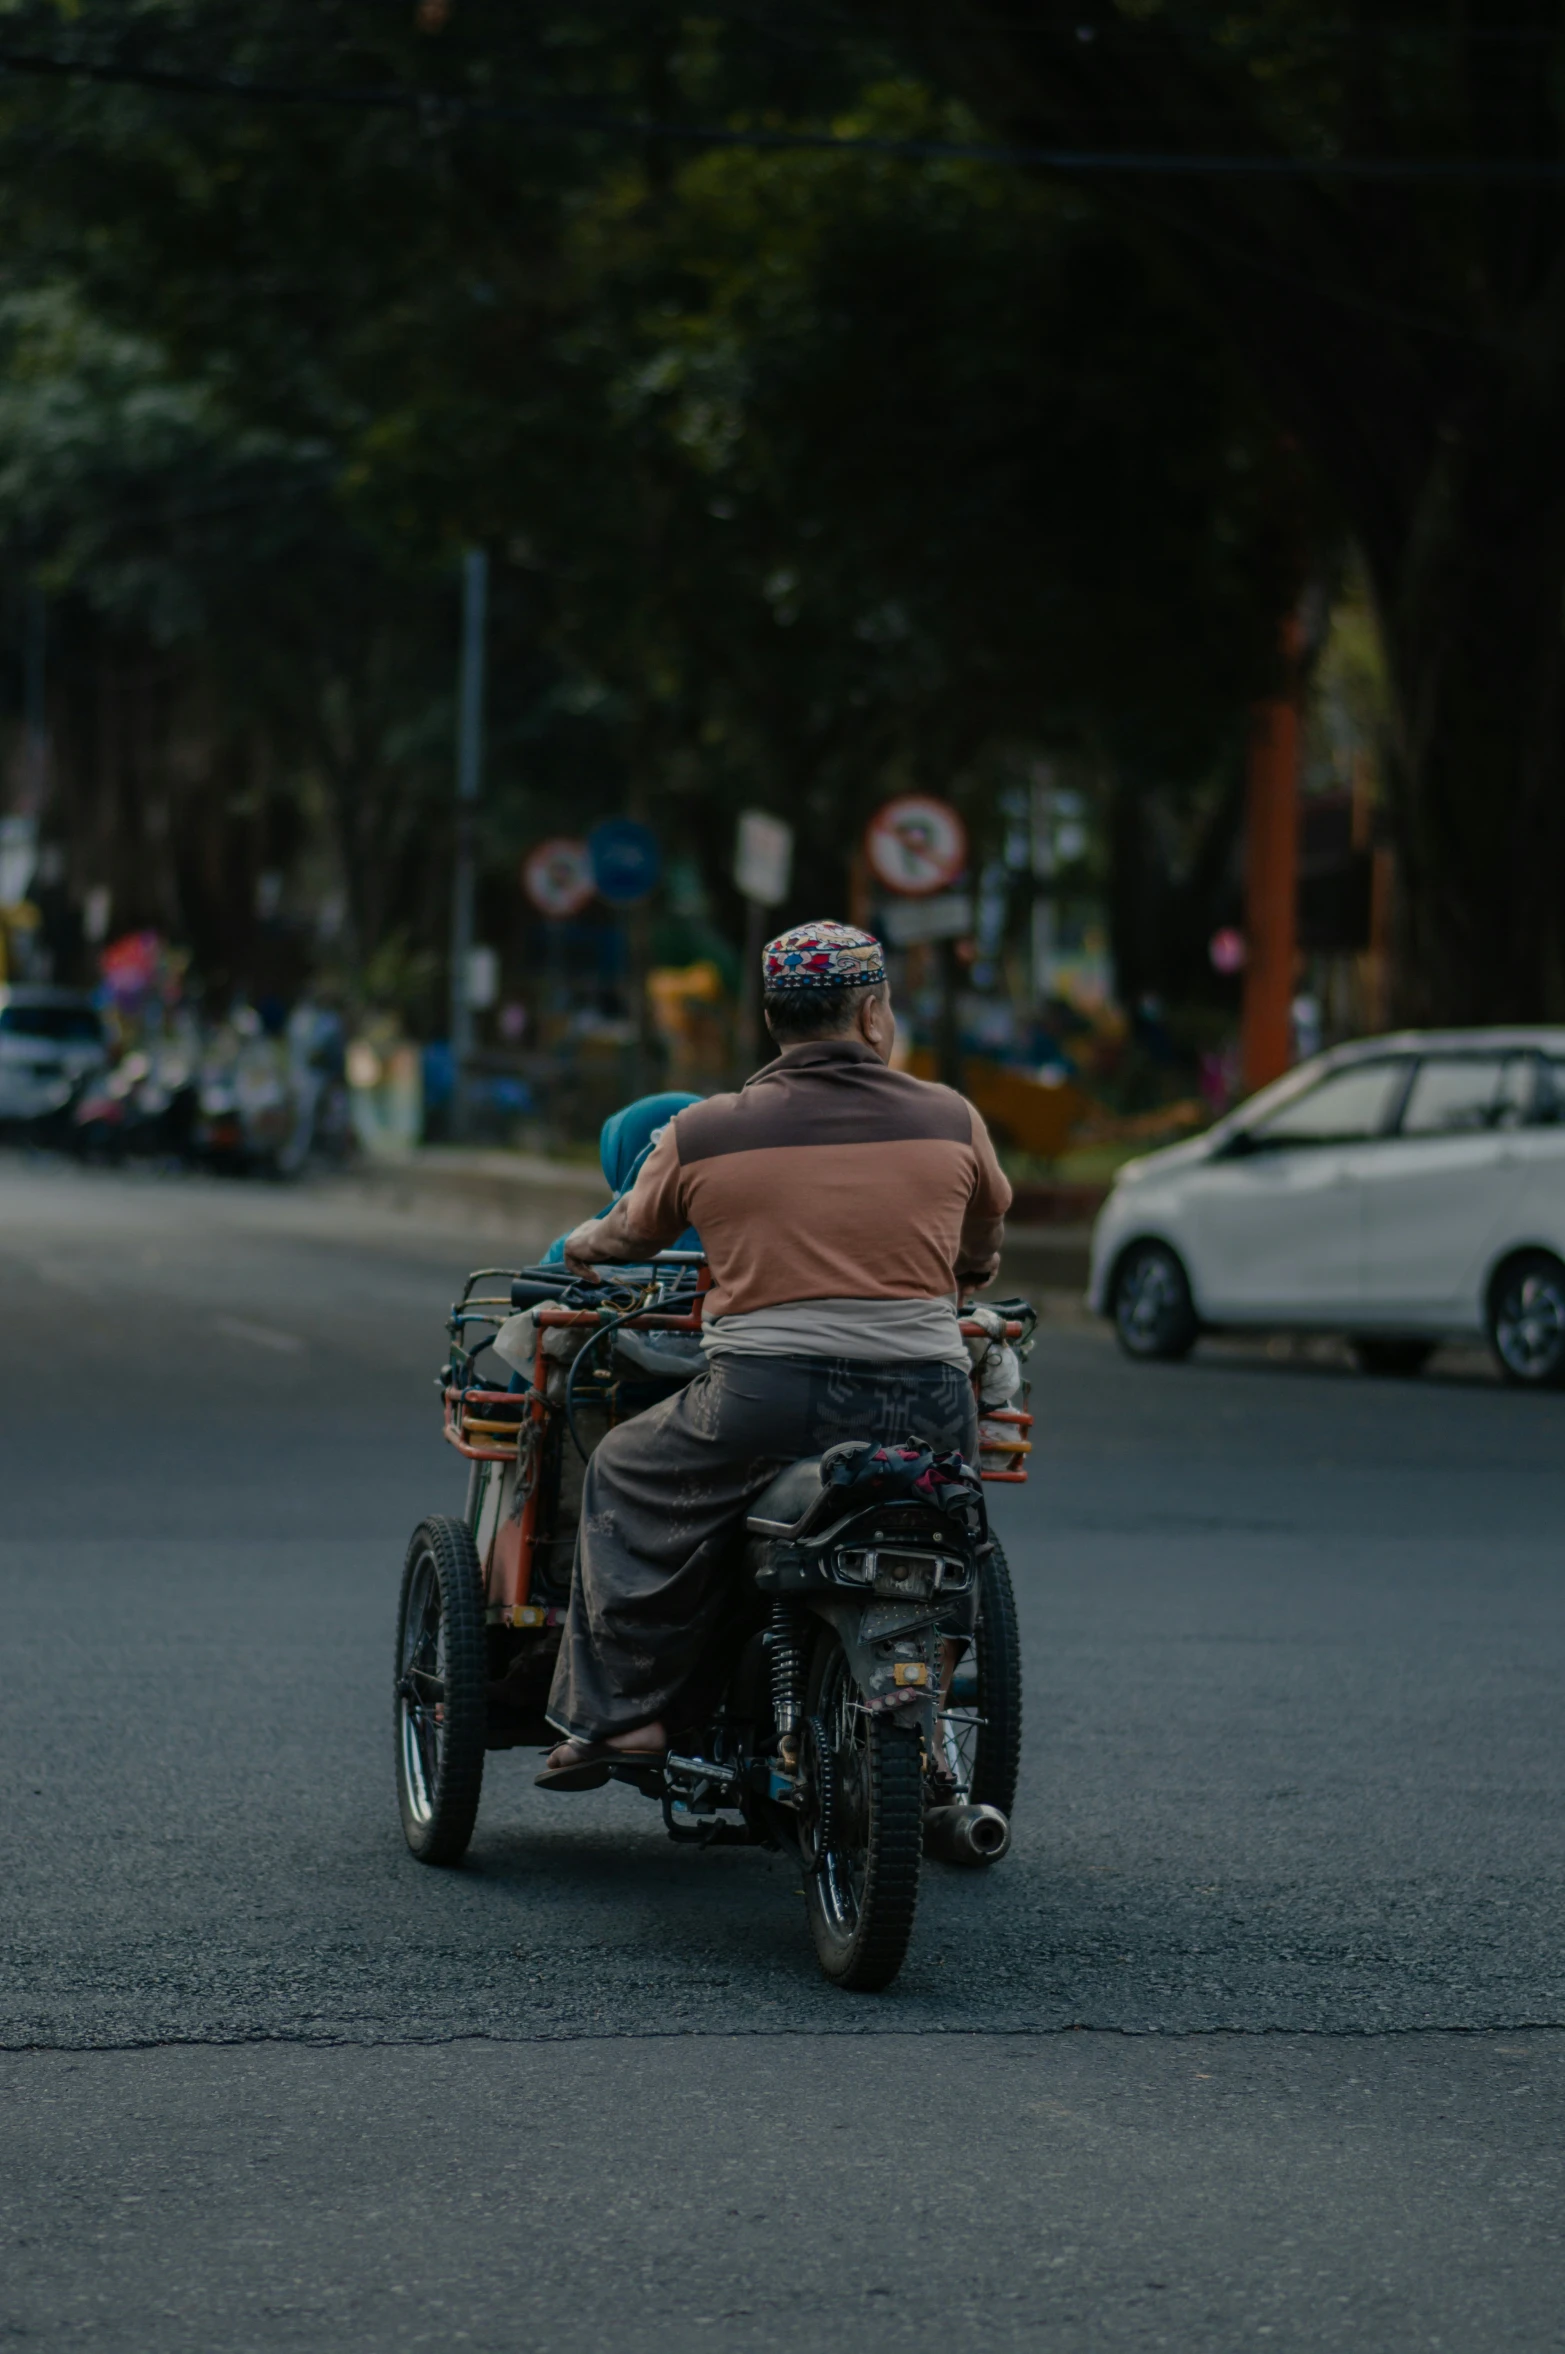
[865,794,969,898]
[522,838,595,918]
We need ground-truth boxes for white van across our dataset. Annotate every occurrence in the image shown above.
[1087,1029,1565,1386]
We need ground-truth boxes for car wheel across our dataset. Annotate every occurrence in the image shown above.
[1350,1337,1436,1378]
[1487,1253,1565,1389]
[1113,1241,1199,1362]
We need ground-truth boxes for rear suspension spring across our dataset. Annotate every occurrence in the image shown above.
[768,1600,802,1744]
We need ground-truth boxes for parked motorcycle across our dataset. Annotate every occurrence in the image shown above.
[394,1255,1034,1992]
[71,1044,198,1161]
[192,1002,350,1173]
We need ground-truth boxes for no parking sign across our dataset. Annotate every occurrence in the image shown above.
[865,795,968,898]
[522,838,595,918]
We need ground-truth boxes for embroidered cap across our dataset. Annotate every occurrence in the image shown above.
[763,920,886,993]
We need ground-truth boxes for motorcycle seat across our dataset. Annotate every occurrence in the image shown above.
[745,1458,823,1535]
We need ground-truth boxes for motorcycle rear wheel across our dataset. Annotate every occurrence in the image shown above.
[801,1624,923,1992]
[395,1516,487,1865]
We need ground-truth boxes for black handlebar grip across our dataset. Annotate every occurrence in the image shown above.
[509,1275,571,1310]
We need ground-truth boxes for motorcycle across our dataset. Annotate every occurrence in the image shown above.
[71,1043,198,1161]
[394,1254,1035,1992]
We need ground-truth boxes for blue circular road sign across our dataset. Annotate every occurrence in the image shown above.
[589,818,662,906]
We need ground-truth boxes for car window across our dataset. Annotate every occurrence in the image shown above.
[0,1004,102,1044]
[1249,1060,1408,1147]
[1399,1054,1531,1136]
[1496,1055,1536,1128]
[1539,1057,1565,1125]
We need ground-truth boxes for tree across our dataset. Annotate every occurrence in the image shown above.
[857,0,1565,1020]
[0,282,470,990]
[0,2,1302,1028]
[549,85,1300,961]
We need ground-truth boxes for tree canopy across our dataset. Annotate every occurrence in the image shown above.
[0,1,1326,1035]
[869,0,1565,1017]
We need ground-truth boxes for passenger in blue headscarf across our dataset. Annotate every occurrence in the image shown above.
[541,1091,703,1264]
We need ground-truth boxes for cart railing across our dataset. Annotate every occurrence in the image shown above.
[442,1259,1033,1482]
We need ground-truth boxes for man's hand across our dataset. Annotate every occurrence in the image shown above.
[561,1217,612,1279]
[562,1197,661,1277]
[956,1215,1005,1293]
[956,1253,1001,1293]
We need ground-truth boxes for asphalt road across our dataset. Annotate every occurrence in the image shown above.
[3,1154,1563,2349]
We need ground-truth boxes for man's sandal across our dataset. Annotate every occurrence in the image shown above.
[535,1742,668,1792]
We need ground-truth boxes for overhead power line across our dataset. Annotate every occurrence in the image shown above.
[4,45,1565,181]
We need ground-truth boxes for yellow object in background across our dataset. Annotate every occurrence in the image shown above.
[647,960,729,1090]
[0,899,42,986]
[908,1049,1095,1160]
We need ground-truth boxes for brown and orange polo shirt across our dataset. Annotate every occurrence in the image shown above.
[622,1038,1012,1363]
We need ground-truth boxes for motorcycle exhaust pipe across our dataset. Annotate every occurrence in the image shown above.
[923,1803,1012,1868]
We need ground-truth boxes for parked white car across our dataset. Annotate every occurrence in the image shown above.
[1088,1028,1565,1386]
[0,987,109,1125]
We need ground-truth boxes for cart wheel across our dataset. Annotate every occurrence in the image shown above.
[395,1515,486,1864]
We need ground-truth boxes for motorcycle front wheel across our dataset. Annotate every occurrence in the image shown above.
[800,1624,924,1992]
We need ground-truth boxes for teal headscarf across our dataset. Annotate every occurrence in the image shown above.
[542,1091,703,1264]
[597,1091,702,1193]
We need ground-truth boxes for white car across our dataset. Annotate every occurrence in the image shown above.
[1088,1028,1565,1386]
[0,987,109,1124]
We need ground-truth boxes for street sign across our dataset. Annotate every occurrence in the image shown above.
[880,892,973,948]
[522,838,595,917]
[734,810,793,908]
[589,818,662,906]
[865,794,968,898]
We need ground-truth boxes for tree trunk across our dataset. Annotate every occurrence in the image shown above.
[1103,757,1244,1016]
[1368,411,1565,1024]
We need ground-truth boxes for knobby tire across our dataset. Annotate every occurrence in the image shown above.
[968,1539,1023,1819]
[803,1624,924,1993]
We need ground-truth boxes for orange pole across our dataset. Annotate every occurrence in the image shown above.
[1241,636,1301,1093]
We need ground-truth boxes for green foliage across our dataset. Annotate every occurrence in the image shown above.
[866,0,1565,1016]
[0,1,1311,1019]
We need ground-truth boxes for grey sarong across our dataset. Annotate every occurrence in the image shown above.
[545,1353,978,1743]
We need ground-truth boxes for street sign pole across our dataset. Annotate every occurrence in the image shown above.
[740,897,767,1074]
[864,793,969,1090]
[448,548,488,1141]
[733,810,793,1080]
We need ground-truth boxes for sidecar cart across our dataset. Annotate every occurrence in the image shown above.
[395,1254,710,1861]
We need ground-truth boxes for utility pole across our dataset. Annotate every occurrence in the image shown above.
[448,548,488,1142]
[1241,617,1302,1094]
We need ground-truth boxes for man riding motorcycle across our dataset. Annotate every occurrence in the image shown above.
[539,919,1011,1789]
